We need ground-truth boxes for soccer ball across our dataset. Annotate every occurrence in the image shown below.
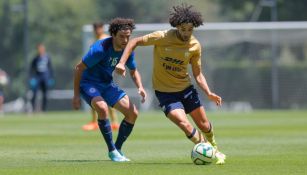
[191,142,216,165]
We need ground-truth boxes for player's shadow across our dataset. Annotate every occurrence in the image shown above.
[130,162,191,165]
[50,160,191,165]
[50,159,108,163]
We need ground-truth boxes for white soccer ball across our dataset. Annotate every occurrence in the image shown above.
[191,142,216,165]
[0,74,8,86]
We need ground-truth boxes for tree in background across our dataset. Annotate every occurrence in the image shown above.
[95,0,171,23]
[1,0,306,106]
[216,0,307,21]
[0,0,98,101]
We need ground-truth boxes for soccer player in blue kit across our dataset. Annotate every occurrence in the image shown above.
[29,44,54,112]
[72,18,147,162]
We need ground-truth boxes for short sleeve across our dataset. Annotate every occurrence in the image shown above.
[141,31,165,46]
[190,43,202,67]
[125,52,137,70]
[82,41,105,68]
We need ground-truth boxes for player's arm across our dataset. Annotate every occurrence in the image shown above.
[191,59,222,106]
[72,61,87,110]
[129,69,147,103]
[116,37,144,76]
[73,41,104,109]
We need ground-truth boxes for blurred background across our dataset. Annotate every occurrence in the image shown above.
[0,0,307,112]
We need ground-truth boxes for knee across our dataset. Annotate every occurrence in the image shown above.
[129,106,138,120]
[93,101,108,118]
[123,105,138,123]
[198,121,211,133]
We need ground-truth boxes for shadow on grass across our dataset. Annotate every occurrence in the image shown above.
[129,162,192,165]
[50,159,108,163]
[50,160,192,165]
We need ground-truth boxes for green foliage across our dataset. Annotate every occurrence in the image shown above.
[0,0,98,99]
[216,0,307,21]
[1,0,306,103]
[0,0,172,101]
[95,0,171,23]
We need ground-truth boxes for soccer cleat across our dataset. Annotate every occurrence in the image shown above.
[215,150,226,165]
[111,123,120,131]
[210,141,218,150]
[117,150,131,161]
[82,122,99,131]
[108,150,128,162]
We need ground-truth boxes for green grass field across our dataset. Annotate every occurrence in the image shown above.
[0,110,307,175]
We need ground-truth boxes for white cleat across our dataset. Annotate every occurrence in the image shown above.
[118,150,131,161]
[108,149,128,162]
[215,151,226,165]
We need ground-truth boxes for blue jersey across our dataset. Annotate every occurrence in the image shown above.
[81,37,136,84]
[30,54,53,79]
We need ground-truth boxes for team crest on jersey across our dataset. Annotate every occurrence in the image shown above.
[184,52,190,58]
[89,88,97,94]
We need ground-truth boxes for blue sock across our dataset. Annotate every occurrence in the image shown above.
[98,119,116,152]
[115,120,134,150]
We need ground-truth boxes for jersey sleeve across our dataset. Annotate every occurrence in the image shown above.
[141,31,165,46]
[190,43,202,67]
[82,41,104,68]
[125,52,137,70]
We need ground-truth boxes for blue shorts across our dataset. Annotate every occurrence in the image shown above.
[80,81,126,107]
[155,85,202,116]
[0,90,3,97]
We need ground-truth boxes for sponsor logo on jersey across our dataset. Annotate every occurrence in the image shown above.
[160,57,184,65]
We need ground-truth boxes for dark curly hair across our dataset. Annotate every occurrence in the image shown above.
[108,18,135,36]
[169,4,203,28]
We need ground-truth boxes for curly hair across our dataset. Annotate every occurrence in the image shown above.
[169,4,203,28]
[108,18,135,36]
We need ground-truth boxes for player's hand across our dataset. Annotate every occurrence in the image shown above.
[115,63,126,77]
[208,92,222,106]
[72,95,81,110]
[29,78,38,89]
[138,87,147,103]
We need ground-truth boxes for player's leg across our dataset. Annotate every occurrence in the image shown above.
[113,95,138,160]
[167,108,204,144]
[31,82,38,112]
[181,86,218,148]
[0,93,4,115]
[91,97,126,162]
[182,86,226,164]
[41,79,48,112]
[155,90,204,144]
[108,107,119,131]
[91,97,113,150]
[189,107,215,146]
[80,84,126,162]
[101,83,136,161]
[189,107,226,164]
